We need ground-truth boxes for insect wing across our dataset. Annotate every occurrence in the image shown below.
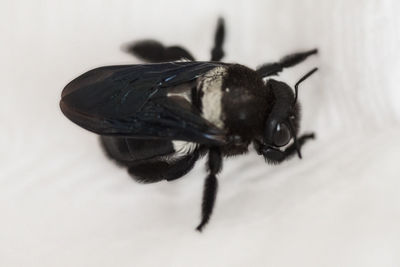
[60,62,226,145]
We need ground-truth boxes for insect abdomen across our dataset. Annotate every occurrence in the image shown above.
[100,137,175,164]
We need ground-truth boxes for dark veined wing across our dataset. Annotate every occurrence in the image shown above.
[60,61,226,145]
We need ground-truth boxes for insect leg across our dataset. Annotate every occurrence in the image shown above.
[210,17,225,61]
[196,147,222,231]
[255,133,315,164]
[125,40,195,62]
[256,49,318,77]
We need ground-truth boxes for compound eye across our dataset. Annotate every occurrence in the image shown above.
[273,123,291,147]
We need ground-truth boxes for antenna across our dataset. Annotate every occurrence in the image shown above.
[294,67,318,104]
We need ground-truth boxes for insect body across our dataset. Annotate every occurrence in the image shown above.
[60,18,318,231]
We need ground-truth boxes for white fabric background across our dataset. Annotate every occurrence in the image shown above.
[1,0,400,266]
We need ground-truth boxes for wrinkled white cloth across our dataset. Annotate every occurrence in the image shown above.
[1,0,400,266]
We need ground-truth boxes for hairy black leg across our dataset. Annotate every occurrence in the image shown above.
[210,18,225,62]
[255,133,315,164]
[125,40,195,62]
[257,49,318,77]
[196,147,222,231]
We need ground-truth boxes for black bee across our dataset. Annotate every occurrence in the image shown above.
[60,18,318,231]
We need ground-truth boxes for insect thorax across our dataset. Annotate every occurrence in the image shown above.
[199,64,269,144]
